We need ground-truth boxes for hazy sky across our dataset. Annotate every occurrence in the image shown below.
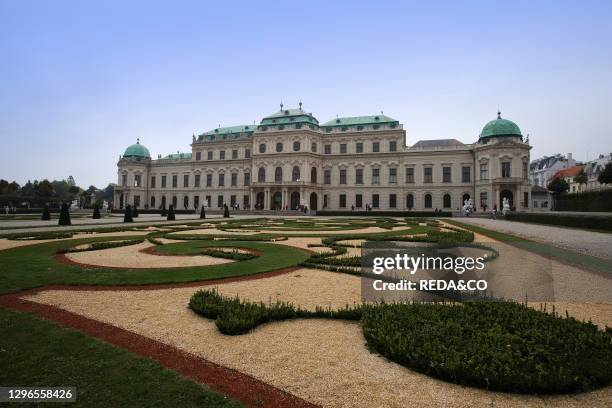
[1,0,611,188]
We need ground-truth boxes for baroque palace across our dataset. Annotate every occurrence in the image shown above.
[114,104,532,212]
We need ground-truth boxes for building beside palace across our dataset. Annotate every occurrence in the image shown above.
[114,105,532,212]
[529,153,576,189]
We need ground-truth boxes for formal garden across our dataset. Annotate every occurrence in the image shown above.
[0,217,610,407]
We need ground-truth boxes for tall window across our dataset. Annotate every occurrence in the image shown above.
[220,151,225,160]
[275,167,283,183]
[161,175,167,188]
[134,174,141,187]
[462,166,471,183]
[217,195,223,208]
[150,196,156,208]
[183,174,189,187]
[172,175,178,188]
[194,174,200,187]
[389,141,397,152]
[324,144,331,154]
[372,142,380,153]
[194,196,199,210]
[183,196,189,209]
[501,162,511,178]
[195,152,201,161]
[276,142,283,152]
[480,163,488,180]
[443,193,451,208]
[340,143,347,154]
[292,166,300,182]
[245,149,251,158]
[293,141,300,151]
[207,151,213,160]
[218,173,225,187]
[522,161,528,179]
[311,142,317,152]
[339,169,347,184]
[356,168,363,184]
[232,149,238,159]
[372,194,380,208]
[206,174,212,187]
[405,167,414,183]
[424,193,432,208]
[172,196,177,208]
[406,194,414,209]
[339,194,347,208]
[389,194,397,208]
[151,176,156,188]
[442,166,451,183]
[480,192,488,208]
[121,174,127,186]
[372,168,380,184]
[258,167,266,182]
[356,194,363,208]
[424,167,432,183]
[259,143,266,153]
[244,173,250,186]
[310,167,317,183]
[324,169,331,184]
[389,168,397,184]
[356,142,363,153]
[231,173,237,186]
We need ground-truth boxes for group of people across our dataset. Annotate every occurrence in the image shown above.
[3,205,17,215]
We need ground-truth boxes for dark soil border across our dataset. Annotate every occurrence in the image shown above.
[0,266,317,408]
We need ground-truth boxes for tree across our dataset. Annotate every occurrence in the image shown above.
[92,204,101,219]
[167,204,175,221]
[573,169,588,186]
[132,205,139,218]
[124,205,133,222]
[200,205,206,219]
[598,162,612,185]
[41,204,51,221]
[547,177,569,195]
[58,203,71,226]
[223,204,230,218]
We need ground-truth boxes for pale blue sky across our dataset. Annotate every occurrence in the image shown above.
[1,0,611,187]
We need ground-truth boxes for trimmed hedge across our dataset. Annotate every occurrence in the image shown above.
[554,189,612,212]
[189,289,612,394]
[58,239,144,254]
[505,212,612,231]
[316,210,453,217]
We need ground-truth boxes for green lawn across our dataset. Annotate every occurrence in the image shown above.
[0,308,243,407]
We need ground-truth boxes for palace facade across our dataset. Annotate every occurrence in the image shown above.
[114,105,532,212]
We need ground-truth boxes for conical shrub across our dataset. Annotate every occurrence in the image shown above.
[132,205,139,218]
[167,204,176,221]
[200,205,206,219]
[41,204,51,221]
[58,203,71,226]
[223,204,230,218]
[124,205,133,222]
[92,204,101,219]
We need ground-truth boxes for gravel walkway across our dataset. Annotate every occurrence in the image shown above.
[456,217,612,260]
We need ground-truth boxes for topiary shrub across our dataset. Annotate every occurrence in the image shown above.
[223,204,230,218]
[167,204,176,221]
[200,205,206,219]
[92,204,101,219]
[41,204,51,221]
[124,205,133,223]
[132,205,139,218]
[58,203,71,226]
[361,302,612,394]
[161,204,167,217]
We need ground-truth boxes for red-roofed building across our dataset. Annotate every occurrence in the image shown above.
[552,165,585,193]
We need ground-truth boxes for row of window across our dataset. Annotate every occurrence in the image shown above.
[324,192,466,209]
[257,140,398,154]
[128,195,250,210]
[194,149,251,161]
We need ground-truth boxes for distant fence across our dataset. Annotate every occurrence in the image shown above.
[553,190,612,212]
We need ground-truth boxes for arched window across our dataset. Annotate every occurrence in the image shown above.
[161,196,166,209]
[293,141,300,151]
[276,142,283,152]
[310,167,317,183]
[406,194,414,209]
[424,194,432,208]
[311,142,317,152]
[292,166,300,182]
[183,196,189,209]
[150,196,156,208]
[259,143,266,153]
[275,166,283,183]
[443,193,451,208]
[172,196,177,208]
[258,167,266,182]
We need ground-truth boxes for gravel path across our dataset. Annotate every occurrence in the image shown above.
[456,217,612,260]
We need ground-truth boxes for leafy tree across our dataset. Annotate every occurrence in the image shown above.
[58,203,71,226]
[124,205,133,222]
[598,162,612,185]
[92,204,101,219]
[547,177,569,195]
[573,170,588,186]
[167,204,176,221]
[41,204,51,221]
[223,204,230,218]
[200,205,206,219]
[37,180,55,198]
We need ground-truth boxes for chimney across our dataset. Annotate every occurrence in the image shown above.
[567,153,574,166]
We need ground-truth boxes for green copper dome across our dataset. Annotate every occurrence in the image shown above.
[123,139,151,158]
[480,112,522,139]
